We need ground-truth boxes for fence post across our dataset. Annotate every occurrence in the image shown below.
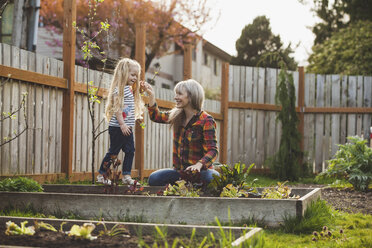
[135,23,146,180]
[219,63,229,164]
[183,43,192,80]
[298,67,305,166]
[61,0,76,178]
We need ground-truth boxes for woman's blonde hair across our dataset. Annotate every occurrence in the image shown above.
[168,79,205,130]
[105,58,145,122]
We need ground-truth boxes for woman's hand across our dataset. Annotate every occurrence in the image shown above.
[185,162,203,172]
[140,81,156,107]
[120,123,132,136]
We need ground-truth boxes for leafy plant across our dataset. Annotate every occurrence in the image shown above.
[67,223,97,240]
[102,155,121,194]
[208,162,257,196]
[34,221,58,232]
[163,180,200,197]
[220,184,258,198]
[0,177,43,192]
[261,181,300,199]
[5,221,35,236]
[317,136,372,191]
[97,221,129,237]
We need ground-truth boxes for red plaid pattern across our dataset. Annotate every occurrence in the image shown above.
[148,104,218,170]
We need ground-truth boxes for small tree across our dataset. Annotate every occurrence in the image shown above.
[265,60,303,181]
[73,0,111,184]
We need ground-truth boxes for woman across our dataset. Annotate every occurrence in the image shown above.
[141,79,220,186]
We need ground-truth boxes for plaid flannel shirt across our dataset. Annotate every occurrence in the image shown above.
[148,103,218,170]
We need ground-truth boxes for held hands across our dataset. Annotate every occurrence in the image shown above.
[120,123,132,136]
[185,162,203,172]
[140,81,154,96]
[140,81,156,107]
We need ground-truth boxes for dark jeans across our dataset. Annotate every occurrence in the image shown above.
[99,126,135,175]
[148,168,220,186]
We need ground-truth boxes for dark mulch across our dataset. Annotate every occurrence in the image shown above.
[293,184,372,215]
[0,225,184,248]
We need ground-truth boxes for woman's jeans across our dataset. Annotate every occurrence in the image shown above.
[148,168,220,186]
[99,126,135,175]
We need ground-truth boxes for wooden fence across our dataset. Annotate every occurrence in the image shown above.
[0,43,220,180]
[227,65,372,172]
[0,43,371,181]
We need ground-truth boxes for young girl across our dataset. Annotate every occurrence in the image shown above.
[141,79,220,186]
[97,58,145,185]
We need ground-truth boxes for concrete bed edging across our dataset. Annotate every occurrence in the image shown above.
[0,187,322,227]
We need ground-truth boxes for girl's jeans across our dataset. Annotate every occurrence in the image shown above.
[148,168,220,186]
[99,126,134,176]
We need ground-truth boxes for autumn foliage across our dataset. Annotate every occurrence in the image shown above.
[39,0,213,70]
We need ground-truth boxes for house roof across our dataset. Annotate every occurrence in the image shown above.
[203,39,232,62]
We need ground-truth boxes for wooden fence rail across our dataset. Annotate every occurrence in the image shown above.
[1,43,371,182]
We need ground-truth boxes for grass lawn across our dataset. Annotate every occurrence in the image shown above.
[261,212,372,247]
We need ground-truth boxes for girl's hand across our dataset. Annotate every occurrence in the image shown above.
[120,123,132,136]
[185,162,203,172]
[140,81,156,107]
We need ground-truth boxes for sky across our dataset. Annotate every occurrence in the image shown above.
[201,0,321,66]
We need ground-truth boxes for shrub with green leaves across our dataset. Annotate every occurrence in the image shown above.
[317,136,372,191]
[208,163,258,196]
[0,177,43,192]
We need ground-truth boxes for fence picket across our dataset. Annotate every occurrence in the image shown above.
[315,75,325,173]
[347,76,357,137]
[331,75,341,157]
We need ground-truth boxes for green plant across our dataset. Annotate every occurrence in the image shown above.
[282,199,337,234]
[209,163,257,196]
[67,223,97,240]
[317,136,372,191]
[266,68,303,181]
[97,221,129,237]
[163,180,200,197]
[0,177,43,192]
[261,181,300,199]
[34,221,58,232]
[5,221,35,236]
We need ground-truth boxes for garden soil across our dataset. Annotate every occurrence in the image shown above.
[294,184,372,215]
[0,186,371,247]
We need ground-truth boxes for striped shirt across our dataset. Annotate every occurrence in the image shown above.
[109,86,135,127]
[148,103,218,170]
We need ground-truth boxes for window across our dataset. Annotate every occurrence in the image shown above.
[192,48,196,61]
[203,53,208,66]
[161,83,170,89]
[0,2,14,44]
[213,58,218,75]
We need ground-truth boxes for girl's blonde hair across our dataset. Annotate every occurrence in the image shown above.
[168,79,205,130]
[105,58,145,122]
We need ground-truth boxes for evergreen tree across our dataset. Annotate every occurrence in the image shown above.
[268,68,303,181]
[231,16,297,70]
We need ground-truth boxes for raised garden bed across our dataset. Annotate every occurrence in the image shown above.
[0,185,321,227]
[0,216,262,247]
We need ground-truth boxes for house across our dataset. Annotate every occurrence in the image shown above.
[145,39,231,92]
